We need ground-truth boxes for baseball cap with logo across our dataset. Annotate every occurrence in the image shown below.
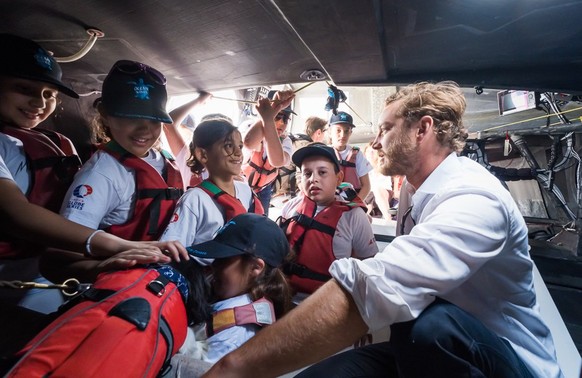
[267,90,297,115]
[187,213,289,268]
[329,111,355,128]
[292,142,341,171]
[99,60,172,123]
[0,33,79,98]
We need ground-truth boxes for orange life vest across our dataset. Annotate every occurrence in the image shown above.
[197,179,264,221]
[101,141,184,241]
[242,148,278,192]
[282,196,364,294]
[0,126,81,259]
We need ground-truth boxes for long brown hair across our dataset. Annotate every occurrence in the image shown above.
[242,254,294,319]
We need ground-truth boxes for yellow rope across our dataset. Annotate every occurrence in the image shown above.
[482,106,582,132]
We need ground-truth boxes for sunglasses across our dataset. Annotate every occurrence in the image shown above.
[110,60,167,85]
[275,114,290,124]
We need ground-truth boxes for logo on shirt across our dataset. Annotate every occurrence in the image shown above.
[73,184,93,198]
[171,213,179,223]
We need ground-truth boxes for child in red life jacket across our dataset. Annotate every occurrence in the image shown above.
[0,33,84,315]
[160,118,263,250]
[328,111,373,202]
[280,143,378,303]
[59,60,184,244]
[175,213,292,367]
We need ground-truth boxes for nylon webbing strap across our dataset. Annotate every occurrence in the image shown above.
[137,188,183,235]
[286,263,332,282]
[294,214,336,236]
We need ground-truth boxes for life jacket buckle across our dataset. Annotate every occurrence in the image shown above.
[147,279,166,297]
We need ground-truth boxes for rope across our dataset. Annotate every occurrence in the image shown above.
[482,106,582,132]
[0,278,90,297]
[211,81,316,104]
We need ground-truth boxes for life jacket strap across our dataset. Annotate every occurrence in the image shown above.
[284,262,332,282]
[208,297,275,336]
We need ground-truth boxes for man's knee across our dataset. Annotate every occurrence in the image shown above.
[392,300,462,351]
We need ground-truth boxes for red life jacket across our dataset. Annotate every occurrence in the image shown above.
[335,146,361,190]
[101,141,184,241]
[0,126,81,259]
[197,179,264,222]
[7,268,189,378]
[283,196,364,294]
[242,148,278,192]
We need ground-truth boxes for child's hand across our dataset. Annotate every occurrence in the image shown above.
[197,91,213,104]
[96,248,171,271]
[150,240,190,262]
[254,90,296,122]
[255,97,278,123]
[272,90,295,114]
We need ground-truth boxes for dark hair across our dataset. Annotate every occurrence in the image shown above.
[171,259,212,326]
[187,118,239,174]
[242,254,293,319]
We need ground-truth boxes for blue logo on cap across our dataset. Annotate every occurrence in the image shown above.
[34,48,53,71]
[128,78,154,100]
[340,113,348,121]
[217,220,236,235]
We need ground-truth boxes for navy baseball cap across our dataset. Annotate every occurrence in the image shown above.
[267,90,297,115]
[99,60,172,123]
[0,33,79,98]
[329,111,355,128]
[292,142,340,171]
[187,213,289,268]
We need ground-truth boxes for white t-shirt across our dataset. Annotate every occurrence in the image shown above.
[0,132,30,193]
[160,180,255,248]
[60,149,167,229]
[0,154,14,181]
[282,195,378,260]
[330,153,561,378]
[335,144,373,178]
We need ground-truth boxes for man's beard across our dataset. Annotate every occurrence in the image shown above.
[379,130,418,177]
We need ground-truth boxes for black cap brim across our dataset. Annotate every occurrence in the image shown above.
[186,241,246,260]
[292,144,340,170]
[8,72,79,98]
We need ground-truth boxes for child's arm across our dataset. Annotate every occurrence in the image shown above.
[164,92,212,157]
[357,173,372,203]
[39,247,171,284]
[255,91,295,167]
[1,177,188,261]
[242,120,265,151]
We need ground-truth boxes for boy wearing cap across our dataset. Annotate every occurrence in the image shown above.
[180,213,292,364]
[273,116,329,198]
[241,90,295,215]
[0,33,83,314]
[58,60,184,244]
[280,143,378,302]
[328,111,373,202]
